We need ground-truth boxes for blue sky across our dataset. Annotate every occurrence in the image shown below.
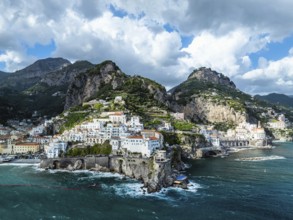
[249,36,293,68]
[26,40,56,59]
[0,0,293,95]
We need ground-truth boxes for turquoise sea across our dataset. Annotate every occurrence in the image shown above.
[0,142,292,220]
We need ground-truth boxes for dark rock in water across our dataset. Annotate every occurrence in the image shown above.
[181,183,188,189]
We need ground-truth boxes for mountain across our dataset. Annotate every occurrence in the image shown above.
[0,59,94,122]
[254,93,293,108]
[169,67,258,126]
[0,58,71,91]
[64,60,169,115]
[1,58,292,128]
[187,67,236,88]
[0,71,9,80]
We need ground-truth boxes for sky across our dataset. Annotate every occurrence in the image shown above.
[1,0,293,95]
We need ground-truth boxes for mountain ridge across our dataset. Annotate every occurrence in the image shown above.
[254,93,293,108]
[0,58,292,127]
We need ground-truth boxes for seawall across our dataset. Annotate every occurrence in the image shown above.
[40,156,174,193]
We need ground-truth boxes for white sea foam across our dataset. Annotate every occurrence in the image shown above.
[76,171,125,181]
[101,180,201,200]
[235,155,285,162]
[0,163,39,167]
[182,162,192,169]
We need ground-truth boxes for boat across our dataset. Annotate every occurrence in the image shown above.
[2,156,14,163]
[173,174,189,189]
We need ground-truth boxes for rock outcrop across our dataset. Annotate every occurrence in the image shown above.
[40,155,175,193]
[188,67,236,89]
[169,67,252,124]
[110,157,173,193]
[172,96,248,124]
[41,60,94,87]
[64,60,169,110]
[64,61,125,109]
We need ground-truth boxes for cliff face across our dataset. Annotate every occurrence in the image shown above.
[169,67,252,124]
[41,61,94,87]
[172,96,248,124]
[64,61,169,110]
[64,61,126,109]
[110,157,173,193]
[40,156,174,193]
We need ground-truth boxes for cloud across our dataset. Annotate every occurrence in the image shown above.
[180,28,269,78]
[0,0,293,94]
[240,51,293,94]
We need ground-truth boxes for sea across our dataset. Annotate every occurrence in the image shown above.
[0,142,292,220]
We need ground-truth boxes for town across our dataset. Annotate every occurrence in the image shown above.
[0,96,292,162]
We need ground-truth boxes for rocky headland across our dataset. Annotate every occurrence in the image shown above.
[40,152,184,193]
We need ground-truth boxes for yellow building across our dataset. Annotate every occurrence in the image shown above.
[13,142,40,154]
[0,143,4,154]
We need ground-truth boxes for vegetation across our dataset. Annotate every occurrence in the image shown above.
[59,112,89,133]
[213,121,236,132]
[161,131,181,145]
[255,93,293,108]
[172,120,195,131]
[144,119,162,129]
[66,141,112,157]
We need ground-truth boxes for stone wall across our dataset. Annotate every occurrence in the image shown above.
[40,155,175,193]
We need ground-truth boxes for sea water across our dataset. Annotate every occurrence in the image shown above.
[0,142,292,220]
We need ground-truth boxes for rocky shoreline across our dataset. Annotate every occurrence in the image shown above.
[40,154,186,193]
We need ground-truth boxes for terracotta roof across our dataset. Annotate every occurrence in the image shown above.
[15,142,39,146]
[109,112,124,116]
[142,129,155,132]
[127,135,143,139]
[149,136,159,140]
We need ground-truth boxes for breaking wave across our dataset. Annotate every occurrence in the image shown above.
[235,155,286,162]
[100,180,201,200]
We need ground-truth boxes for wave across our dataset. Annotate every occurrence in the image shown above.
[33,167,126,181]
[100,180,201,201]
[235,155,286,162]
[0,163,40,167]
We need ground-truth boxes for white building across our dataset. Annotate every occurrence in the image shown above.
[45,141,68,158]
[29,124,45,136]
[81,119,105,130]
[109,112,127,124]
[267,115,287,129]
[127,116,144,132]
[158,122,173,131]
[110,131,163,157]
[100,123,129,140]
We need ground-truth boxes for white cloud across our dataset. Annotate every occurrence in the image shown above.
[0,50,34,72]
[0,0,293,94]
[179,29,269,78]
[240,52,293,94]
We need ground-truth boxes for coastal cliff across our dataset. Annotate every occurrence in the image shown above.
[40,155,175,193]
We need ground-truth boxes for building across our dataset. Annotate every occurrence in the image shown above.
[109,112,127,124]
[81,119,105,130]
[127,116,144,132]
[29,124,45,136]
[111,131,163,157]
[45,142,67,158]
[158,122,173,131]
[13,142,40,154]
